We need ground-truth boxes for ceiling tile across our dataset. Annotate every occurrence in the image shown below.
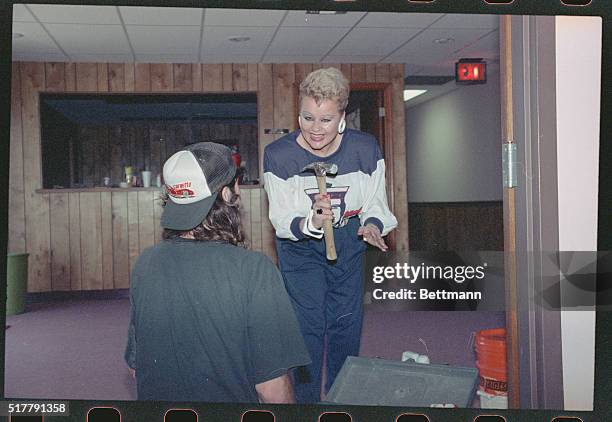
[411,61,457,76]
[384,28,492,65]
[119,6,202,26]
[10,11,501,68]
[431,13,499,30]
[46,24,131,54]
[331,27,421,56]
[12,4,36,22]
[27,4,121,24]
[322,55,384,63]
[263,55,323,63]
[68,53,134,63]
[135,54,200,63]
[12,22,64,54]
[201,26,275,56]
[127,25,201,54]
[201,54,262,63]
[204,8,286,27]
[13,52,67,62]
[358,12,442,28]
[283,10,366,27]
[454,30,499,59]
[268,27,350,56]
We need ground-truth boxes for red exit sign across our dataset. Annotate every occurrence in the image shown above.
[455,59,487,84]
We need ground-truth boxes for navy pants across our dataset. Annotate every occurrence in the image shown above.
[277,221,366,403]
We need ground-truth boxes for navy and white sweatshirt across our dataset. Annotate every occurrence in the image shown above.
[263,129,397,242]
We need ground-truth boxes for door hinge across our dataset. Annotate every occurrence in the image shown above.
[379,107,385,117]
[503,142,517,188]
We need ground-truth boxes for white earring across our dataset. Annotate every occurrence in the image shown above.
[338,119,346,134]
[298,115,302,125]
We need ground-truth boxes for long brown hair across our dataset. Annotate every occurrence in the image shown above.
[162,177,246,247]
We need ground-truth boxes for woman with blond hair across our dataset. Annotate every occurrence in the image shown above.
[263,67,397,403]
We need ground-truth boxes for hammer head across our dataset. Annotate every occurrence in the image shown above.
[302,161,338,177]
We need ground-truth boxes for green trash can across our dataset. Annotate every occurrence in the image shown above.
[6,252,29,316]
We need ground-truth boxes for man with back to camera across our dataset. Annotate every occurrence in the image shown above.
[124,142,311,402]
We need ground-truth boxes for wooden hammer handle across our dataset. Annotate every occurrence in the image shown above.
[315,175,337,260]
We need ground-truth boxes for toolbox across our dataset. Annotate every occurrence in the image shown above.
[325,356,479,407]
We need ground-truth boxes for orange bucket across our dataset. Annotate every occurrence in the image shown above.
[475,328,507,396]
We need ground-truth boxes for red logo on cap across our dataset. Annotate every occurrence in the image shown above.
[168,182,195,199]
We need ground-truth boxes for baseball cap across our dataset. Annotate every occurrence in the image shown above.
[161,142,237,231]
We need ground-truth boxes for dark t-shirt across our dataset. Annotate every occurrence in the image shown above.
[124,238,311,402]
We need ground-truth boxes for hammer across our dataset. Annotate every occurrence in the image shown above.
[302,162,338,260]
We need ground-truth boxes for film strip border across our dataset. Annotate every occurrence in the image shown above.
[341,0,594,5]
[3,407,590,422]
[2,0,608,421]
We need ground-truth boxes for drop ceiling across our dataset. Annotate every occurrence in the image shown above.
[12,4,500,77]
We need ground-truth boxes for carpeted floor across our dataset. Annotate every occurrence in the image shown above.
[5,297,504,404]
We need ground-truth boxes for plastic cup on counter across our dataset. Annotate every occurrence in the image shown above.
[142,171,152,188]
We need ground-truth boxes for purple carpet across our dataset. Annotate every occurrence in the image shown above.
[5,297,504,403]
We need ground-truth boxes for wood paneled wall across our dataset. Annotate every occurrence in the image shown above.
[9,61,407,292]
[409,202,504,251]
[38,188,270,291]
[71,121,258,188]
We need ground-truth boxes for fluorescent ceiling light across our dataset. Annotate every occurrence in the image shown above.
[433,37,455,45]
[228,36,251,43]
[306,10,347,15]
[403,89,427,102]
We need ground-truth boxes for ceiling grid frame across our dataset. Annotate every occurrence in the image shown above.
[11,5,500,77]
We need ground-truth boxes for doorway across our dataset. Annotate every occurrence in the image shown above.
[347,83,396,251]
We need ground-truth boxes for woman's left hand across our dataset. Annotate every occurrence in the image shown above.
[358,224,388,251]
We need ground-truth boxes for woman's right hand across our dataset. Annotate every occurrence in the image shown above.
[311,193,333,229]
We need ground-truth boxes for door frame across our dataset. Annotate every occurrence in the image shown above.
[348,83,396,250]
[501,15,565,409]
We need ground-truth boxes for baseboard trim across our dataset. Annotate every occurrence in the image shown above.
[26,288,129,304]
